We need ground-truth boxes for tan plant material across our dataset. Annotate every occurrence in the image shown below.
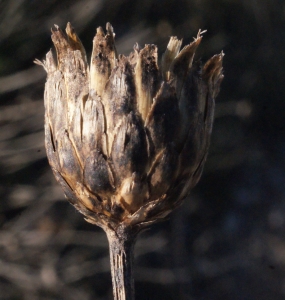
[35,22,223,300]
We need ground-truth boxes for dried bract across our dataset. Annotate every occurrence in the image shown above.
[35,23,223,233]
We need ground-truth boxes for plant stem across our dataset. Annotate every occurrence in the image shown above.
[106,226,138,300]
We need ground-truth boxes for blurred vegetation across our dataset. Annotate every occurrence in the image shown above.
[0,0,285,299]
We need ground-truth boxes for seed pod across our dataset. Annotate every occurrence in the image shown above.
[35,23,223,232]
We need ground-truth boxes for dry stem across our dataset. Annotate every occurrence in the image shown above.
[106,226,138,300]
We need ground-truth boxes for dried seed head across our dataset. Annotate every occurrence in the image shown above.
[36,23,223,232]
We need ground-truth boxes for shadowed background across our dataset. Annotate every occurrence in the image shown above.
[0,0,285,299]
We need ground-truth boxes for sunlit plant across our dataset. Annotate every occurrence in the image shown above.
[35,22,223,300]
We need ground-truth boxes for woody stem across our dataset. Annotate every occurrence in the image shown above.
[106,225,138,300]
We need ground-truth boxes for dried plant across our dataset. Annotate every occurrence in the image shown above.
[35,22,223,300]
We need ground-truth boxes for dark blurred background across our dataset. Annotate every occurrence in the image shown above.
[1,0,285,299]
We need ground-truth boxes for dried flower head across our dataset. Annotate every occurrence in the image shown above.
[35,23,223,233]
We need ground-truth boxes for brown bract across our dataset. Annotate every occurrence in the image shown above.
[35,23,223,233]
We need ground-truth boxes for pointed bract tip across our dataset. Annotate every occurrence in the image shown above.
[106,22,114,33]
[133,42,140,52]
[96,26,105,36]
[66,22,74,33]
[51,24,62,35]
[194,29,207,41]
[106,22,116,39]
[34,58,43,66]
[34,58,47,72]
